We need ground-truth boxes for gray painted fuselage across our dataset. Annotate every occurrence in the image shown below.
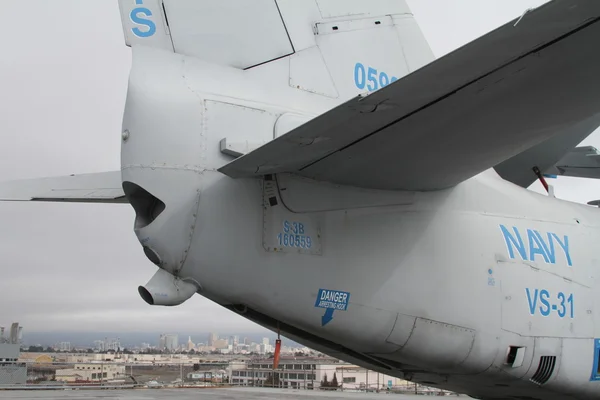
[121,46,600,400]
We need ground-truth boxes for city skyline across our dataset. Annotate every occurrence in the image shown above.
[18,330,299,349]
[2,0,599,334]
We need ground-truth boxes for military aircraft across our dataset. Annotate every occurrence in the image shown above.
[2,0,600,398]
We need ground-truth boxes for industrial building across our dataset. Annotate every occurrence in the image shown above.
[228,358,412,391]
[54,363,126,383]
[0,323,26,385]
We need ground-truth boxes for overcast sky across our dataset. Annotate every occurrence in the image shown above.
[0,0,598,335]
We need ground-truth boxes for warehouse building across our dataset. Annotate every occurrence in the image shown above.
[228,357,410,391]
[55,363,126,383]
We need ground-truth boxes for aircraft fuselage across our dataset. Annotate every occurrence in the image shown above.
[121,46,600,400]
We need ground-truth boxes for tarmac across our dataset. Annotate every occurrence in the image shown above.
[0,388,466,399]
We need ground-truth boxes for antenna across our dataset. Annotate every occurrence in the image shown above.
[532,166,549,193]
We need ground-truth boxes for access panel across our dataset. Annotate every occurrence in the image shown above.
[262,177,322,256]
[163,0,294,69]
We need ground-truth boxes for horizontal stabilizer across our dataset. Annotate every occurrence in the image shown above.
[546,146,600,179]
[494,116,600,188]
[0,171,126,203]
[219,1,600,191]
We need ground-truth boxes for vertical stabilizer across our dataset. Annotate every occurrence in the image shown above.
[119,0,173,52]
[277,0,435,99]
[118,0,435,102]
[119,0,295,69]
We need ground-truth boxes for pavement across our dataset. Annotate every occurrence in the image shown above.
[0,387,466,399]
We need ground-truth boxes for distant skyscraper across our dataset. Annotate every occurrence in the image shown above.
[167,335,178,351]
[187,336,195,351]
[244,337,251,345]
[93,340,105,352]
[260,343,271,354]
[58,342,71,352]
[213,339,228,349]
[110,338,121,351]
[262,337,269,346]
[208,332,218,346]
[159,334,179,352]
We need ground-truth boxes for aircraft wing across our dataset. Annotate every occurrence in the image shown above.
[219,0,600,191]
[546,146,600,179]
[0,171,126,203]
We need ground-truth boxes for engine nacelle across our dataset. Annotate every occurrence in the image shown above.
[138,268,198,306]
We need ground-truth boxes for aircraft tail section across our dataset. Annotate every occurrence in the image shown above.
[118,0,435,101]
[119,1,174,53]
[278,0,436,100]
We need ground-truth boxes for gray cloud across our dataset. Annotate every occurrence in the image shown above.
[0,0,598,335]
